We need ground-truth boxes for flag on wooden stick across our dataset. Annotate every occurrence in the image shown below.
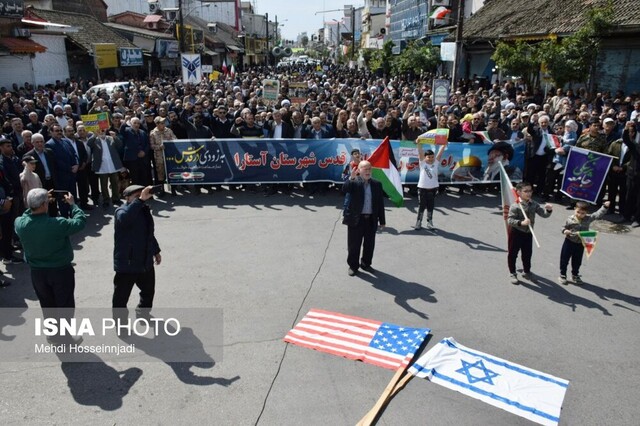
[284,309,430,370]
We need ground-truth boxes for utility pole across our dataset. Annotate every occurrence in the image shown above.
[351,6,356,61]
[178,0,185,53]
[452,0,465,89]
[265,13,269,66]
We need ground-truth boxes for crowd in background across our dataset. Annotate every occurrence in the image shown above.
[1,64,639,249]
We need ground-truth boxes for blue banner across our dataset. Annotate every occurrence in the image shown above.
[119,48,143,67]
[164,139,526,185]
[561,147,613,203]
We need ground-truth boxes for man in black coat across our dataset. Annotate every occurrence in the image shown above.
[113,185,161,312]
[342,161,386,276]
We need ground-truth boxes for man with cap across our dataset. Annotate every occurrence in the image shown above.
[14,188,86,318]
[112,185,161,312]
[487,114,507,141]
[603,117,621,146]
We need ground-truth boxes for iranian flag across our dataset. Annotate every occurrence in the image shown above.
[430,6,452,19]
[472,131,493,144]
[368,137,404,207]
[230,63,236,78]
[221,59,228,74]
[578,230,598,258]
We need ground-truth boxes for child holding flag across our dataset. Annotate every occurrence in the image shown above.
[507,182,553,284]
[414,141,445,230]
[559,201,609,285]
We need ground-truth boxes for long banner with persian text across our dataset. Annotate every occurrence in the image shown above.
[164,139,525,185]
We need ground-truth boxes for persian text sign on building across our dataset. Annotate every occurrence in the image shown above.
[119,48,143,67]
[93,43,118,69]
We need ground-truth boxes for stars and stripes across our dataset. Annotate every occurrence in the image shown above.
[284,309,430,370]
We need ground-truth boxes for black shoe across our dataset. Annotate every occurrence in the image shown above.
[113,199,123,206]
[3,256,24,264]
[359,263,375,273]
[348,268,358,276]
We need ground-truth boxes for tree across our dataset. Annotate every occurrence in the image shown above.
[491,40,543,90]
[392,42,441,76]
[301,35,309,48]
[367,40,394,75]
[538,3,614,88]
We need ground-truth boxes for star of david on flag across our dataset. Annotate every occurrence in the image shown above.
[408,338,569,426]
[284,309,430,370]
[456,359,499,385]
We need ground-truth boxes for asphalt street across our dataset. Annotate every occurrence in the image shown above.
[1,186,638,425]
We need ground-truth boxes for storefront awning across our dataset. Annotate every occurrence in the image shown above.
[226,45,243,52]
[0,37,47,54]
[203,49,219,56]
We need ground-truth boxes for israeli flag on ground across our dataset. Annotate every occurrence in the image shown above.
[409,338,569,426]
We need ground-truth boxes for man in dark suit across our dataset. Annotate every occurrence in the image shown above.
[342,160,386,276]
[24,134,57,215]
[45,124,79,217]
[264,109,294,196]
[64,125,92,210]
[266,110,294,139]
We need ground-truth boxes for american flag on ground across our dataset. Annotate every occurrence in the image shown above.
[284,309,430,370]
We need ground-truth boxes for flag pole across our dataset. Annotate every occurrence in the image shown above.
[498,162,541,248]
[356,351,418,425]
[356,364,409,426]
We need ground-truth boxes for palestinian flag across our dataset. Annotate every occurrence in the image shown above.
[430,6,451,19]
[499,161,519,242]
[368,137,404,207]
[578,230,598,258]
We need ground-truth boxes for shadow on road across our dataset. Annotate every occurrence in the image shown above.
[357,269,437,320]
[519,274,612,316]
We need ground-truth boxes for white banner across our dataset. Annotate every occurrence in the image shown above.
[440,42,456,62]
[181,54,201,84]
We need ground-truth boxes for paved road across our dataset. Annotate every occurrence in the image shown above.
[1,188,638,425]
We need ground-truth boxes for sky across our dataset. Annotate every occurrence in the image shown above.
[252,0,365,40]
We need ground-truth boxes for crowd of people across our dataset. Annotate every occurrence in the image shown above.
[1,64,639,284]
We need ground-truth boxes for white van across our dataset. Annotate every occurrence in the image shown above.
[84,81,131,100]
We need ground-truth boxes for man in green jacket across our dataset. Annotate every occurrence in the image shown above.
[14,188,86,309]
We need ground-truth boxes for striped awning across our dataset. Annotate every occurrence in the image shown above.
[0,37,47,54]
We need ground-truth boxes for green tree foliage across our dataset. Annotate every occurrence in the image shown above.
[539,3,614,88]
[367,40,395,75]
[392,42,441,75]
[491,40,542,89]
[492,2,614,89]
[301,36,309,48]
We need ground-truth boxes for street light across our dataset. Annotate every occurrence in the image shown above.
[315,7,356,60]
